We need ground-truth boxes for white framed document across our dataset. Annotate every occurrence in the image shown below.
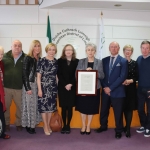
[76,70,98,96]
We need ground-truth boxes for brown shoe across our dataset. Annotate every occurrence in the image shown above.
[5,125,10,132]
[16,126,22,131]
[3,134,11,139]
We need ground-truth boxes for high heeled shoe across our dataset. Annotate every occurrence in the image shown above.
[80,127,86,135]
[86,127,91,135]
[45,132,50,135]
[86,131,91,135]
[80,130,86,135]
[43,127,50,135]
[49,130,52,133]
[49,128,52,133]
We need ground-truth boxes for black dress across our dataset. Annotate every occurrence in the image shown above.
[57,58,79,107]
[124,60,137,110]
[75,62,100,115]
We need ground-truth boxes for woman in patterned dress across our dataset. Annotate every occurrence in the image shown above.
[37,43,58,135]
[22,40,42,134]
[122,45,137,138]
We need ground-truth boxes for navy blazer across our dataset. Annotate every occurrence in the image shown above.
[101,55,128,98]
[76,57,104,89]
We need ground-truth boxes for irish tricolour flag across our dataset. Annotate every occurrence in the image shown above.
[46,15,52,44]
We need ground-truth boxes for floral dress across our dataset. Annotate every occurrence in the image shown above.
[37,57,58,113]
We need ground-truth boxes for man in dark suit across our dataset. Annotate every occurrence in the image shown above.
[95,41,128,139]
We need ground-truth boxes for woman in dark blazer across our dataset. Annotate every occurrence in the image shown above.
[122,45,137,138]
[57,44,79,134]
[76,43,104,135]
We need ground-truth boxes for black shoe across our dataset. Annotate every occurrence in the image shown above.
[86,131,91,135]
[66,125,70,134]
[26,127,30,132]
[123,127,127,133]
[26,127,34,134]
[115,132,122,139]
[125,130,131,138]
[95,127,107,133]
[80,126,86,135]
[61,126,66,134]
[30,128,36,134]
[80,130,86,135]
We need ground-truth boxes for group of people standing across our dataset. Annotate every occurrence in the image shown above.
[0,39,150,140]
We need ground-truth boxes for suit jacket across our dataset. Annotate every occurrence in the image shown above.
[101,55,128,98]
[76,57,104,89]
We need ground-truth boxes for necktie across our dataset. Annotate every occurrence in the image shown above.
[109,57,115,76]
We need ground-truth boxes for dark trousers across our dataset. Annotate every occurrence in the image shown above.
[137,90,150,129]
[0,101,6,138]
[124,110,133,131]
[100,93,124,133]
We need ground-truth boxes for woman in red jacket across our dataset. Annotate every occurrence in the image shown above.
[0,46,10,139]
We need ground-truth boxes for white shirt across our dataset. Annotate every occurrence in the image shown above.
[110,54,119,66]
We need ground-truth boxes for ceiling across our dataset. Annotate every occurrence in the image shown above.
[39,0,150,11]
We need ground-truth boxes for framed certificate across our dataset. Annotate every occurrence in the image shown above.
[76,70,98,96]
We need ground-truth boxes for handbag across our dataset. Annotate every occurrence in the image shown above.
[50,111,62,132]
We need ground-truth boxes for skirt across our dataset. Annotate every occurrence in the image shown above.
[21,81,41,128]
[75,89,100,115]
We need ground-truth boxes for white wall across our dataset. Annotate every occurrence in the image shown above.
[0,5,150,60]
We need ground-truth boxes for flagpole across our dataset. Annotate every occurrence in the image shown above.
[47,9,49,16]
[97,11,106,60]
[100,11,103,18]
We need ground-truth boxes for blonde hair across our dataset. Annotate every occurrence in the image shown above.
[28,40,42,58]
[60,44,76,60]
[123,44,134,52]
[45,43,57,54]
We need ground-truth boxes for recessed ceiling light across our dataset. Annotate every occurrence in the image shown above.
[114,4,122,7]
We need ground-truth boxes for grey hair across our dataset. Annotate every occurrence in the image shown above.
[0,46,4,51]
[85,43,97,51]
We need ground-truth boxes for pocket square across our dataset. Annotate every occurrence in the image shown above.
[116,63,121,66]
